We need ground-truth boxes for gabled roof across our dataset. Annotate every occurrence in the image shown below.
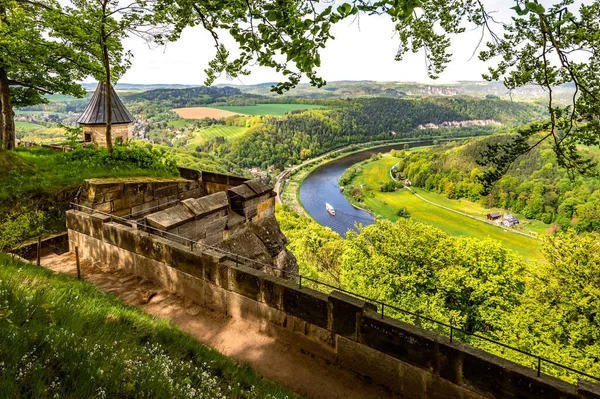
[77,82,134,125]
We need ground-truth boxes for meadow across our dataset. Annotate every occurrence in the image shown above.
[186,126,248,149]
[210,104,325,116]
[0,254,297,398]
[347,154,543,261]
[15,121,45,129]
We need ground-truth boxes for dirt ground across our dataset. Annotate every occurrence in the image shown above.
[40,252,398,399]
[172,107,241,119]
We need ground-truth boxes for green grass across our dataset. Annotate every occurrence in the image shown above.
[347,154,543,261]
[14,110,66,116]
[413,190,550,236]
[0,146,181,240]
[0,254,297,398]
[168,119,193,128]
[186,126,248,149]
[2,146,179,201]
[15,121,45,130]
[210,104,325,116]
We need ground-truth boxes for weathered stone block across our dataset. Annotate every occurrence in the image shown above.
[579,379,600,399]
[337,336,404,394]
[229,265,264,301]
[202,250,227,286]
[153,184,179,199]
[89,213,111,240]
[102,222,137,253]
[135,232,170,264]
[179,188,203,200]
[281,283,329,329]
[204,282,227,313]
[171,268,204,304]
[66,210,85,233]
[359,311,437,371]
[168,244,204,279]
[135,254,173,289]
[329,290,366,340]
[460,344,513,398]
[262,274,283,309]
[131,200,160,216]
[435,338,464,385]
[227,291,260,324]
[509,366,579,399]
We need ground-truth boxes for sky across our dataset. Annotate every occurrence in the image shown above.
[114,1,511,86]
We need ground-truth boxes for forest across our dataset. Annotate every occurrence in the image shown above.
[276,204,600,383]
[225,97,542,168]
[397,136,600,232]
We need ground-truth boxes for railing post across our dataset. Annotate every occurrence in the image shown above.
[381,303,385,319]
[75,246,81,280]
[299,275,302,289]
[537,357,541,377]
[36,236,41,267]
[450,326,453,343]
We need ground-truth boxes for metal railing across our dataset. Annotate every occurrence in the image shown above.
[69,202,600,384]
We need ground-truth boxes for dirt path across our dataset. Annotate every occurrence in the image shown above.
[40,252,397,399]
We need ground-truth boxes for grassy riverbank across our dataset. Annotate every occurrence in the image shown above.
[343,153,543,261]
[279,139,446,217]
[0,254,297,398]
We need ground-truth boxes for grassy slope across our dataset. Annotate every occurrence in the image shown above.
[210,104,325,116]
[1,147,178,202]
[0,254,297,398]
[348,154,542,261]
[186,126,248,149]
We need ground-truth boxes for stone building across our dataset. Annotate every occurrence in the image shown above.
[77,82,134,147]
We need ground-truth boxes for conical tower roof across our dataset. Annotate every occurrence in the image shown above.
[77,82,134,125]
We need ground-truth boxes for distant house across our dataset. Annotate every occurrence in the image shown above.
[487,212,501,221]
[502,214,519,227]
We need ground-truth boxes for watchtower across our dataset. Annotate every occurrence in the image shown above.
[77,82,134,146]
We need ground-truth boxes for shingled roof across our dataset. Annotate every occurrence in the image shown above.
[77,82,134,125]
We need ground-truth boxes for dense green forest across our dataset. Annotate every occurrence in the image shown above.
[276,205,600,383]
[226,97,541,168]
[398,136,600,231]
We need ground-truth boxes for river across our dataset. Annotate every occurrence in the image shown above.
[299,140,438,237]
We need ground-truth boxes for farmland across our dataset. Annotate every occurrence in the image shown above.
[174,103,326,118]
[345,154,543,261]
[15,121,45,129]
[210,103,325,115]
[185,125,248,149]
[173,107,240,119]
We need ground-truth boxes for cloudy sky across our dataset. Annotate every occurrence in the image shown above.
[116,1,511,85]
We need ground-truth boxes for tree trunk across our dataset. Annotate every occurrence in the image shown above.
[0,68,15,150]
[100,1,113,153]
[103,56,113,153]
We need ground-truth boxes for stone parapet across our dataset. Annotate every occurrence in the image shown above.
[67,208,600,399]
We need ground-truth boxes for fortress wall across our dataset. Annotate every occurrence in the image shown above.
[66,209,600,399]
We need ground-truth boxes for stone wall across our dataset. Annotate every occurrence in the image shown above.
[77,179,202,217]
[82,123,132,146]
[66,209,600,399]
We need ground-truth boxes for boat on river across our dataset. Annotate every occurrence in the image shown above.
[325,202,336,215]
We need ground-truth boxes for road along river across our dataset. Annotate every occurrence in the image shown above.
[299,139,440,237]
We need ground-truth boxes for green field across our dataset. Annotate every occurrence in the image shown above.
[186,125,248,149]
[15,110,66,115]
[0,254,297,398]
[168,119,193,128]
[15,121,45,129]
[347,154,543,261]
[211,104,325,116]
